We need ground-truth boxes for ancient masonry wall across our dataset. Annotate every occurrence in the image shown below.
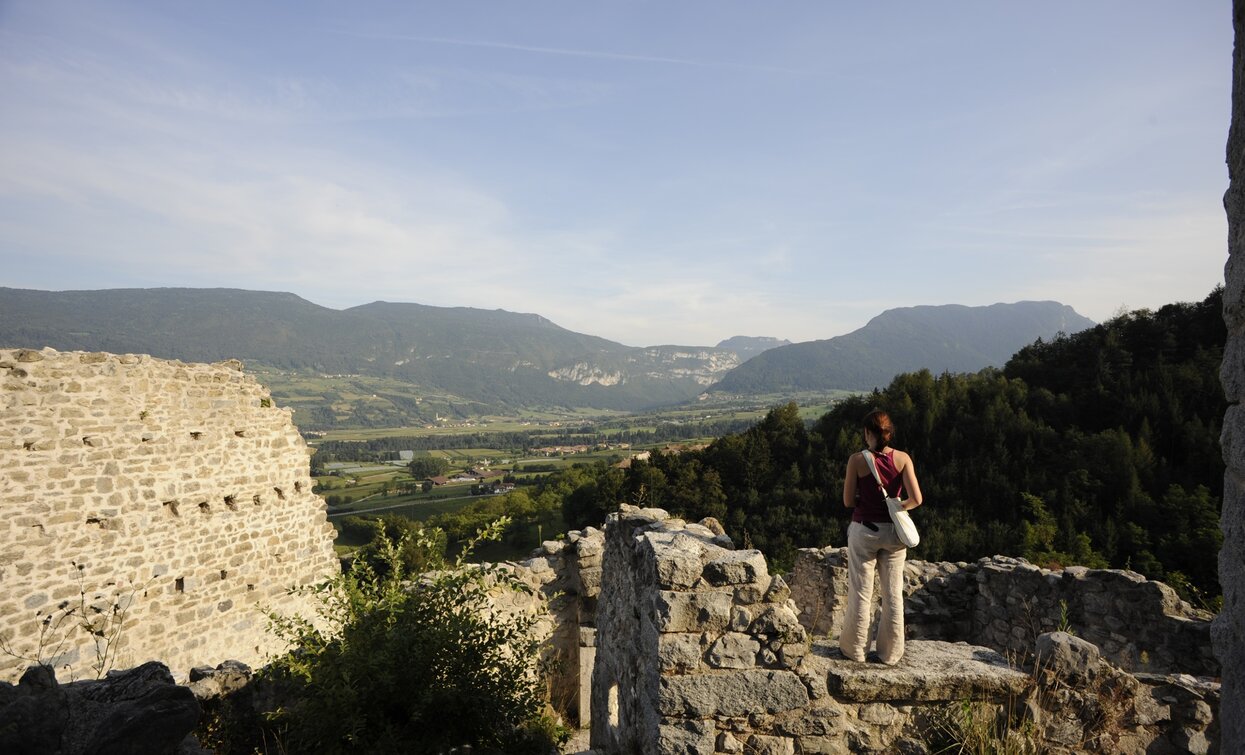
[0,348,339,682]
[789,549,1217,676]
[1219,0,1245,745]
[577,507,1219,754]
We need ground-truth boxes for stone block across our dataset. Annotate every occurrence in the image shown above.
[746,734,795,755]
[825,640,1029,703]
[659,633,704,673]
[650,539,705,590]
[703,550,768,586]
[749,605,803,640]
[764,574,791,604]
[656,719,715,755]
[657,669,809,718]
[707,633,760,669]
[717,731,744,754]
[655,590,733,633]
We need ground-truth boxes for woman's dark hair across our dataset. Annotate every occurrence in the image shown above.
[862,409,894,451]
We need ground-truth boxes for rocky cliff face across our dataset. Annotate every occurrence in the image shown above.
[1218,2,1245,748]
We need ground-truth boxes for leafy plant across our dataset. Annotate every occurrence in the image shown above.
[256,517,566,754]
[1056,600,1075,636]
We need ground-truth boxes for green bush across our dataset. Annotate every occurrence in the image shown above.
[260,519,565,754]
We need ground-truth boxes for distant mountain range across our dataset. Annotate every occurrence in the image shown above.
[710,301,1095,394]
[0,287,1093,424]
[0,288,756,415]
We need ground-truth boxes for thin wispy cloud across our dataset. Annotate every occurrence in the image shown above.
[342,32,819,76]
[0,2,1230,346]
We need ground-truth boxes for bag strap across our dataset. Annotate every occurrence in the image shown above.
[861,449,888,497]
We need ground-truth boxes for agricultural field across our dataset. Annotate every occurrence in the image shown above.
[308,392,856,561]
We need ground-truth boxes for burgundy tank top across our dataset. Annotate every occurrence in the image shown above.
[854,450,904,523]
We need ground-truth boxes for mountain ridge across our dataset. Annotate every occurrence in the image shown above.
[0,287,1094,425]
[710,300,1095,394]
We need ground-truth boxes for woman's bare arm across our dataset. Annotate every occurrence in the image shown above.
[899,452,923,510]
[842,454,859,508]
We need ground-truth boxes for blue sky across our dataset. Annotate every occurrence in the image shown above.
[0,1,1231,346]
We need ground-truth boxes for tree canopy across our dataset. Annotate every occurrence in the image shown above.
[557,289,1225,604]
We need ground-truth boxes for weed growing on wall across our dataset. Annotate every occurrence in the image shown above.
[257,517,566,754]
[0,562,150,681]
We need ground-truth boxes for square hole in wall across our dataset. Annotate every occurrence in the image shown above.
[162,501,179,517]
[175,577,185,593]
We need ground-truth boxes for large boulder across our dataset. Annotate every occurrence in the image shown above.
[0,662,199,755]
[0,665,69,754]
[1036,631,1100,685]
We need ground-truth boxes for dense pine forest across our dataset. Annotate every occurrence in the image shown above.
[555,289,1226,605]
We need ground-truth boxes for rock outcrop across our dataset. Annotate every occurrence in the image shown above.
[0,661,200,755]
[1219,0,1245,747]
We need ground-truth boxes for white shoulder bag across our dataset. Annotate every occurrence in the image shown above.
[862,449,920,548]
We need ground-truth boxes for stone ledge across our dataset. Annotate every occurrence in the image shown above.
[820,639,1029,702]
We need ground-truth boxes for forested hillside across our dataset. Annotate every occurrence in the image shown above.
[558,289,1225,603]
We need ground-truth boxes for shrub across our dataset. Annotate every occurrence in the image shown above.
[257,518,564,754]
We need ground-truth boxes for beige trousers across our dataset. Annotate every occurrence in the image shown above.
[838,520,907,664]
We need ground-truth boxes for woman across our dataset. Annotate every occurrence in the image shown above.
[838,409,923,665]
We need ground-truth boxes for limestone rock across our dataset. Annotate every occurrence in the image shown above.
[659,634,704,673]
[824,640,1029,702]
[655,590,733,633]
[187,660,252,700]
[658,669,809,718]
[703,550,768,586]
[706,633,760,669]
[656,719,715,755]
[746,733,795,755]
[1036,631,1100,684]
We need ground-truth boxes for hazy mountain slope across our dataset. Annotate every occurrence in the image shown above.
[711,301,1095,393]
[0,287,739,412]
[715,336,792,361]
[0,287,382,371]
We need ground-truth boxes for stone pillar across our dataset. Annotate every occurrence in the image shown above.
[1218,1,1245,747]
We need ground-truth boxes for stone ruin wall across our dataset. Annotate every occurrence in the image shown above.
[1220,0,1245,748]
[508,505,1220,753]
[0,348,338,682]
[790,548,1217,677]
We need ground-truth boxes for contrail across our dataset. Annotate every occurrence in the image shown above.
[342,31,816,76]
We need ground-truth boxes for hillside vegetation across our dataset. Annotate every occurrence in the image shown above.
[556,290,1224,603]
